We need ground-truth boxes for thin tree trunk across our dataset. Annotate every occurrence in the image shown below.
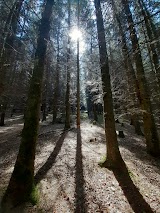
[0,1,16,53]
[138,0,160,90]
[0,0,24,96]
[0,102,7,126]
[65,0,71,129]
[140,0,160,56]
[0,67,17,124]
[77,0,80,127]
[111,0,143,135]
[2,0,55,208]
[94,0,126,169]
[52,25,60,124]
[93,104,98,122]
[122,0,160,156]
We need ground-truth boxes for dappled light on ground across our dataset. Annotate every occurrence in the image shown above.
[0,116,160,212]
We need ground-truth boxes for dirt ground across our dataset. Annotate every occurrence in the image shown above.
[0,115,160,213]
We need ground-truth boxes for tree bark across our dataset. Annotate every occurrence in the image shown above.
[111,0,143,135]
[138,0,160,90]
[93,104,98,122]
[65,0,71,129]
[77,0,80,127]
[0,0,24,96]
[140,0,160,56]
[2,0,55,208]
[94,0,126,169]
[52,24,60,124]
[122,0,160,156]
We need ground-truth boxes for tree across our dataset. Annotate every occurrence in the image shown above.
[137,0,160,91]
[94,0,126,169]
[77,0,80,127]
[0,0,24,126]
[111,0,143,135]
[2,0,55,208]
[52,22,60,124]
[0,0,24,95]
[65,0,71,129]
[122,0,160,156]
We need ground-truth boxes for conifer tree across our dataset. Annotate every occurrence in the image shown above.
[2,0,55,208]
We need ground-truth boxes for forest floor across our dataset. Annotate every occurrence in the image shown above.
[0,114,160,213]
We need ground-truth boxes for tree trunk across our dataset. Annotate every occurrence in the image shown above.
[0,0,24,96]
[42,102,46,122]
[65,0,71,129]
[122,0,160,156]
[77,0,80,127]
[111,0,143,135]
[0,100,8,126]
[138,0,160,90]
[94,0,126,169]
[2,0,55,208]
[42,56,50,122]
[52,25,60,124]
[140,0,160,56]
[0,112,5,126]
[86,86,93,119]
[93,104,98,122]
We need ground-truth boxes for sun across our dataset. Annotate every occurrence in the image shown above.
[69,27,85,53]
[69,28,82,41]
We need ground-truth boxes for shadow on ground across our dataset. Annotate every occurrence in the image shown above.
[35,130,68,184]
[95,128,160,176]
[112,167,154,213]
[74,127,87,213]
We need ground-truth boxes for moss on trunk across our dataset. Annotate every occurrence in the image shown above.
[1,0,55,208]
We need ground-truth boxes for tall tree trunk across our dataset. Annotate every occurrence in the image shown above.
[0,0,24,96]
[94,0,126,169]
[86,86,93,119]
[52,25,60,124]
[111,0,143,135]
[0,1,16,53]
[77,0,80,127]
[138,0,160,90]
[65,0,71,129]
[122,0,160,156]
[0,0,24,126]
[140,0,160,56]
[2,0,55,208]
[42,58,50,122]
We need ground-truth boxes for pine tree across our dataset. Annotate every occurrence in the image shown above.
[77,0,80,127]
[2,0,55,208]
[65,0,71,129]
[122,0,160,156]
[111,0,143,135]
[94,0,126,168]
